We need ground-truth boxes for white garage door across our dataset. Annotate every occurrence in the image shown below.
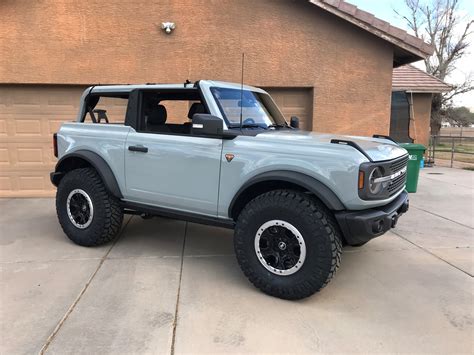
[0,86,87,197]
[264,88,313,131]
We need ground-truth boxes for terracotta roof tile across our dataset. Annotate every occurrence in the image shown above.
[309,0,434,60]
[355,9,375,24]
[392,65,452,93]
[340,1,357,15]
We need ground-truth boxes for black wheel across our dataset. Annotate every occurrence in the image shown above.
[56,168,123,247]
[234,190,342,300]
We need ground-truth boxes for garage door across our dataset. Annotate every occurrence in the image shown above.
[264,88,313,131]
[0,85,87,197]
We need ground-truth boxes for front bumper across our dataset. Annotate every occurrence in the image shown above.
[335,191,409,246]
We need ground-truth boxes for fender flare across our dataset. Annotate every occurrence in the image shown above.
[229,170,345,218]
[51,150,123,199]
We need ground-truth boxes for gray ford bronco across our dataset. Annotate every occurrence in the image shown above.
[51,80,409,300]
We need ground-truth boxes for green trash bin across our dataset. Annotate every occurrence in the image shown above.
[399,143,426,193]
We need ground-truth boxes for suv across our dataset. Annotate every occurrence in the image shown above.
[51,80,409,300]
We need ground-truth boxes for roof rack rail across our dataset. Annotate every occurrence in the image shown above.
[330,139,373,162]
[372,134,398,144]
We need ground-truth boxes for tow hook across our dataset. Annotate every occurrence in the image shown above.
[391,214,399,228]
[399,200,409,213]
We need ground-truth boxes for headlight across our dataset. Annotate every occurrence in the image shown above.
[358,155,408,200]
[368,167,384,194]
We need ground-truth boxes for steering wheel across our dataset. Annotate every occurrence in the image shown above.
[243,118,256,125]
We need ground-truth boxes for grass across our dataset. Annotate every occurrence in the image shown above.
[429,137,474,166]
[434,151,474,164]
[434,142,474,154]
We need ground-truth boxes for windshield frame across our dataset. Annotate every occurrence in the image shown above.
[210,86,287,130]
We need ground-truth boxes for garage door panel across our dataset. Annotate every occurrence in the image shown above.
[0,172,54,197]
[0,85,86,197]
[16,147,46,165]
[19,176,46,190]
[0,148,9,165]
[0,120,6,135]
[48,120,66,134]
[0,177,13,191]
[264,88,313,131]
[15,119,43,135]
[1,142,54,165]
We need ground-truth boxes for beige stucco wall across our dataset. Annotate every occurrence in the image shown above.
[0,0,394,136]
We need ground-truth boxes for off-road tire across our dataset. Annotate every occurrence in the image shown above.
[350,241,368,247]
[56,168,123,247]
[234,189,342,300]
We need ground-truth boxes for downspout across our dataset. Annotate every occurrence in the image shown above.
[407,91,416,142]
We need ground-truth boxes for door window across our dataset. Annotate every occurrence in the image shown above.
[140,90,208,135]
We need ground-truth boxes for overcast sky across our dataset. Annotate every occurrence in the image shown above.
[348,0,474,109]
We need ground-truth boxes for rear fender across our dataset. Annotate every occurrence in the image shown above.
[51,150,123,199]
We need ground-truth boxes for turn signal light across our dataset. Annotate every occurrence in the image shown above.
[358,171,365,189]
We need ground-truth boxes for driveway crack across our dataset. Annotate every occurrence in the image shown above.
[392,230,473,278]
[170,221,187,355]
[39,216,132,354]
[411,205,473,230]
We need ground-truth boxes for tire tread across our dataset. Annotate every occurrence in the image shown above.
[56,168,123,246]
[234,189,342,300]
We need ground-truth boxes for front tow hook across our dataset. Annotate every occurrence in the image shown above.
[391,214,399,228]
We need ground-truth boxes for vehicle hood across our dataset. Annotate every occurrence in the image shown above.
[255,130,408,162]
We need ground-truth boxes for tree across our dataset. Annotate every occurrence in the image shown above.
[396,0,473,135]
[445,106,474,126]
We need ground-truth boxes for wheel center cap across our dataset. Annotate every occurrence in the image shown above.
[278,241,287,250]
[82,205,87,211]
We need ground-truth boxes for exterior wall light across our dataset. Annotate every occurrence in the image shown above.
[161,22,176,34]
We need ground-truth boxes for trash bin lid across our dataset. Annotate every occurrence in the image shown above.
[399,143,426,152]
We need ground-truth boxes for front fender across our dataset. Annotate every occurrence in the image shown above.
[229,170,345,218]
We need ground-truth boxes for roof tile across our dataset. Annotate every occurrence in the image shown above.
[339,1,357,15]
[355,9,375,24]
[388,26,408,41]
[309,0,434,59]
[324,0,341,7]
[392,65,452,93]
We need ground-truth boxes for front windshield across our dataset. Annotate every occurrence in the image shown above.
[211,87,287,129]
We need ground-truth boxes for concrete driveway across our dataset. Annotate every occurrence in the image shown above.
[1,167,473,354]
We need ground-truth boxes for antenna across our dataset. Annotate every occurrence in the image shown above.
[239,53,245,131]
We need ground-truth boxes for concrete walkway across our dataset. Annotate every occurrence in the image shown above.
[1,167,473,354]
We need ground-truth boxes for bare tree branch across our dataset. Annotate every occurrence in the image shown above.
[396,0,474,134]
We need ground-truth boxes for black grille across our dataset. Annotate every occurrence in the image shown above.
[388,173,407,195]
[387,155,408,195]
[389,155,408,174]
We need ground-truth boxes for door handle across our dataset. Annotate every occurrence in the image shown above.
[128,145,148,153]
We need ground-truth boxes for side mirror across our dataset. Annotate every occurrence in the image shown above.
[290,116,299,128]
[192,114,223,136]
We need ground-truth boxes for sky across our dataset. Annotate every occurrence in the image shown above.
[348,0,474,109]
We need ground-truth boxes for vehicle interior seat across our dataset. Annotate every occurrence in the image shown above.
[181,102,207,133]
[146,105,170,132]
[187,102,207,120]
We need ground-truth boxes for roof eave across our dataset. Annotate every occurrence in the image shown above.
[392,88,452,93]
[309,0,434,64]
